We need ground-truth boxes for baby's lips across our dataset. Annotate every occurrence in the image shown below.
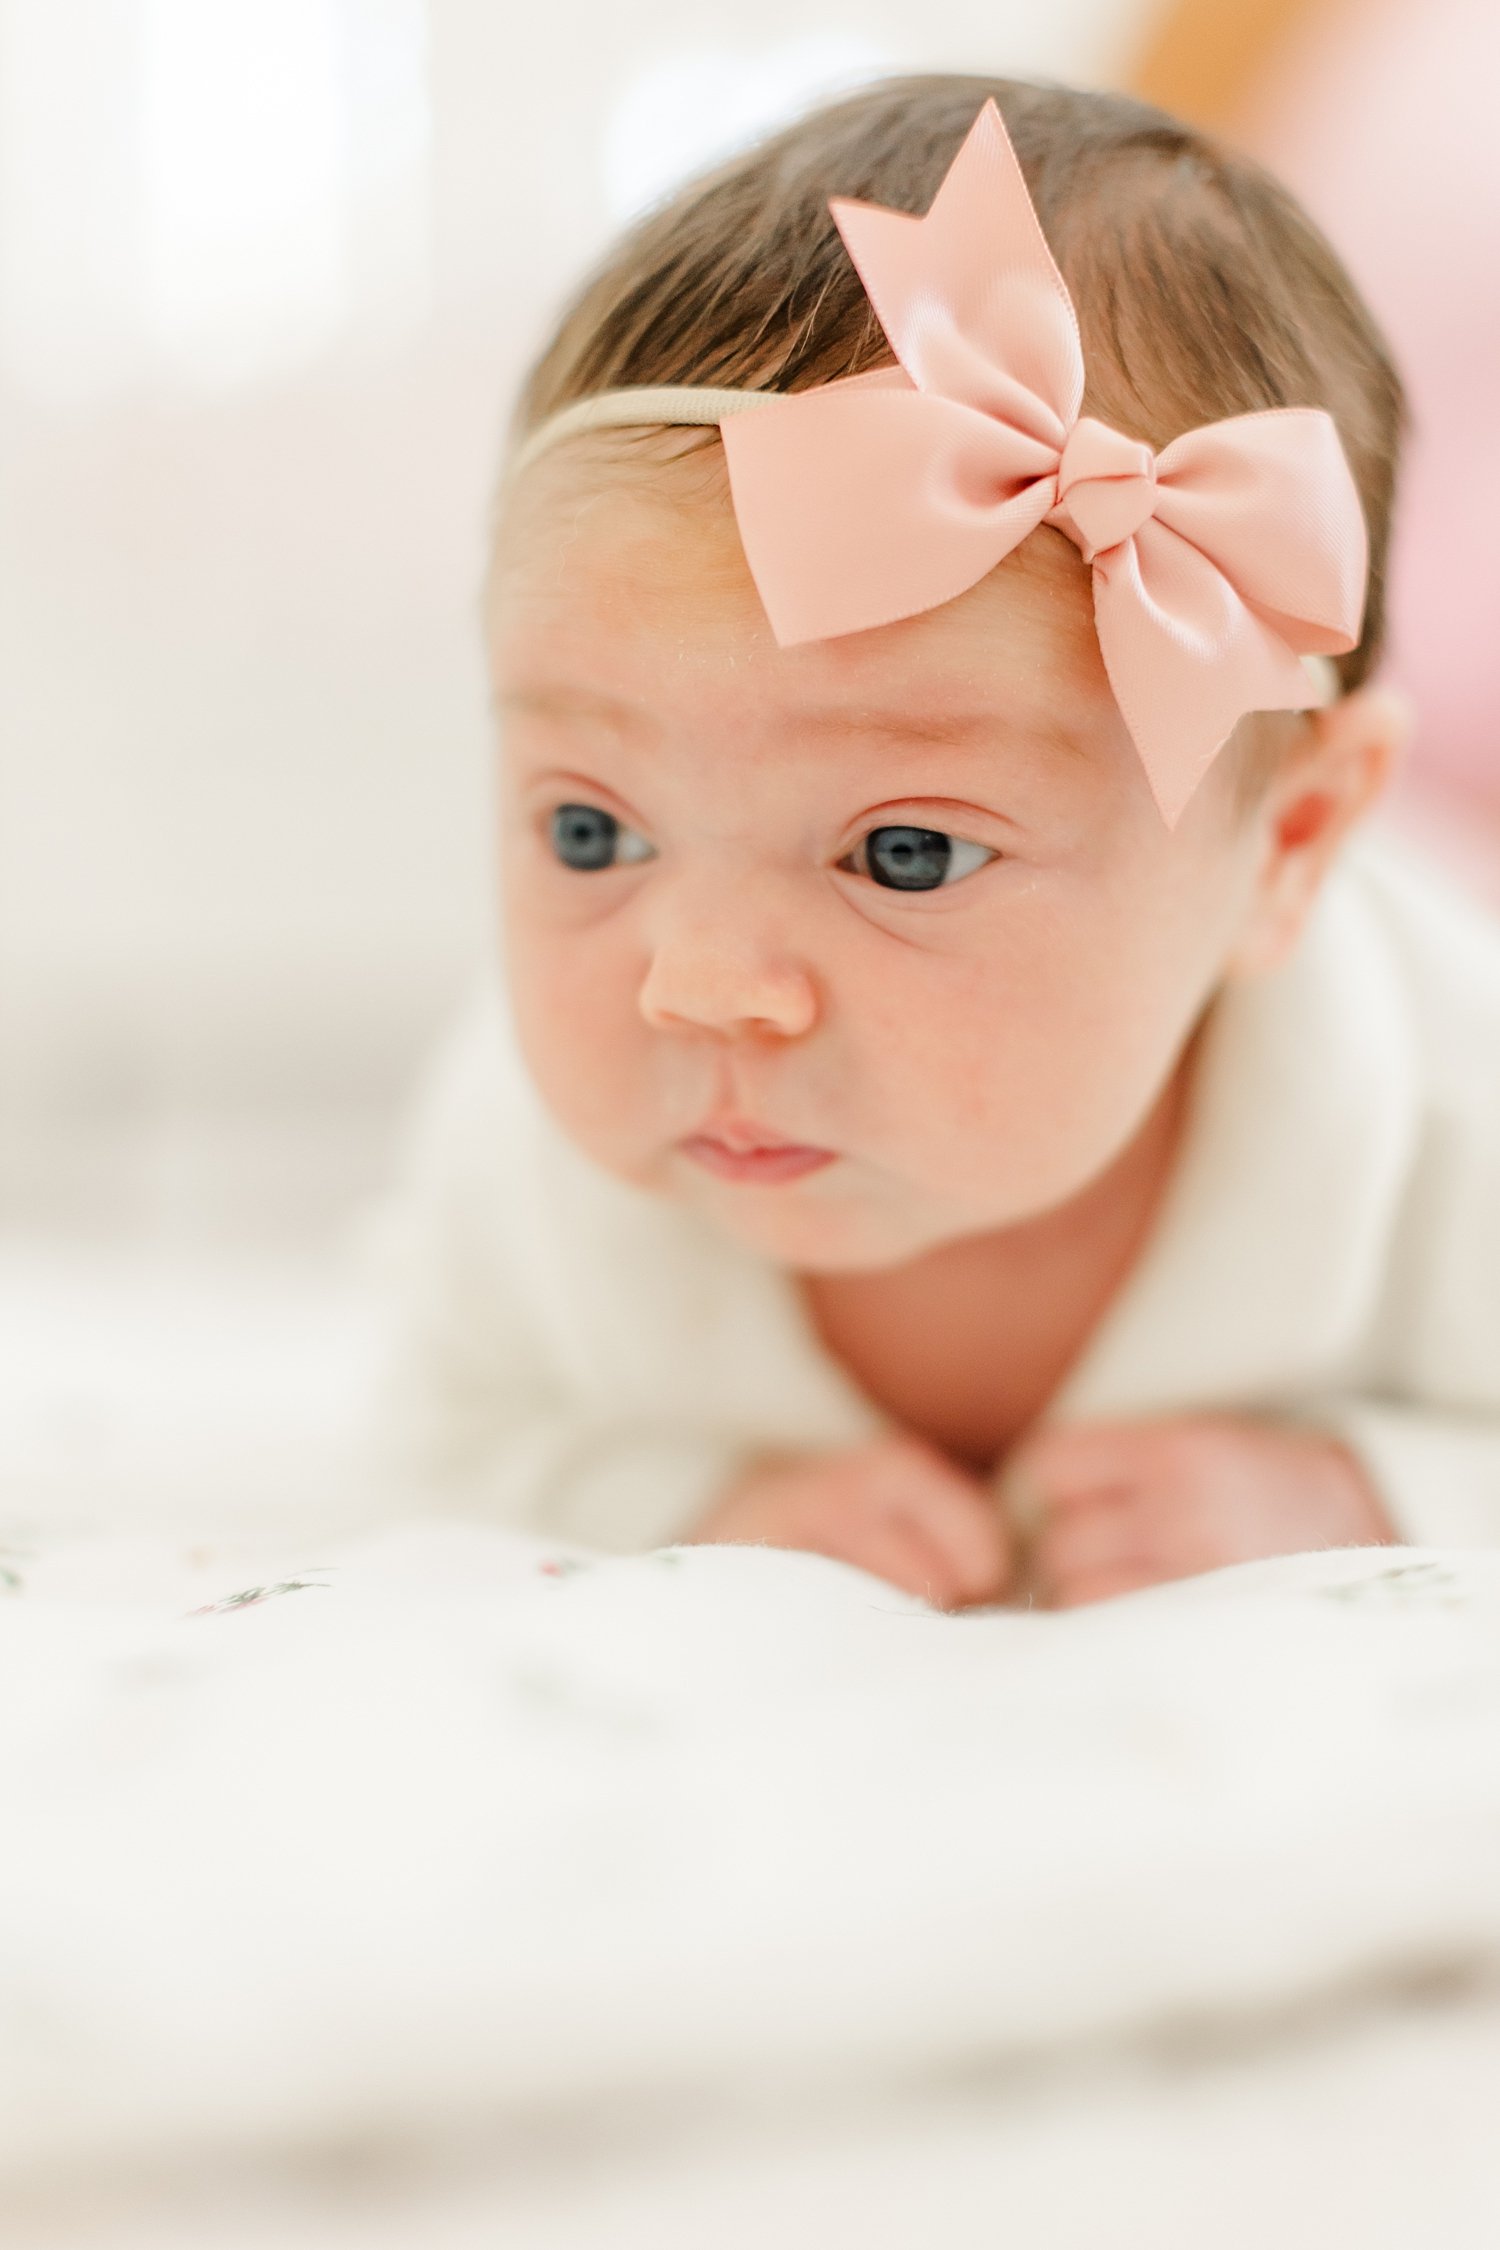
[690,1112,821,1155]
[678,1133,836,1185]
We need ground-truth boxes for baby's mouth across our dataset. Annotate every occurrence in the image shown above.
[677,1119,836,1187]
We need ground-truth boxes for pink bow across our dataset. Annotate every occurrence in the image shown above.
[718,99,1369,824]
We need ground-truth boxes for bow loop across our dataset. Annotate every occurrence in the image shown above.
[828,101,1083,438]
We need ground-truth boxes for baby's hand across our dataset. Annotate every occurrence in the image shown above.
[687,1434,1011,1610]
[1010,1414,1396,1608]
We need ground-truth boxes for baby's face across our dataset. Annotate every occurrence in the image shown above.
[488,443,1275,1272]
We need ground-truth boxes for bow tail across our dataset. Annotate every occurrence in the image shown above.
[1092,521,1321,827]
[721,382,1059,646]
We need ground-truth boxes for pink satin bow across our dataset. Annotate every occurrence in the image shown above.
[718,99,1369,824]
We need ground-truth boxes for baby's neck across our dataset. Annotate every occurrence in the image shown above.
[799,1036,1198,1471]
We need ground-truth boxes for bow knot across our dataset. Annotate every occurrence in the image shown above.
[1053,417,1159,562]
[718,99,1369,825]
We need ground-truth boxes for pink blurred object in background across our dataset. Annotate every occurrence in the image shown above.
[1244,0,1500,895]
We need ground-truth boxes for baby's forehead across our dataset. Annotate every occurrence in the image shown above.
[492,434,762,620]
[490,439,1112,733]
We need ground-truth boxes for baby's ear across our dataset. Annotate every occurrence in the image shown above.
[1223,682,1413,979]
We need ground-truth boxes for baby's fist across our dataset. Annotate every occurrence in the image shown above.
[687,1434,1011,1610]
[1010,1414,1395,1608]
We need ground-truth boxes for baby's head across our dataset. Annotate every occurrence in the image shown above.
[485,75,1407,1273]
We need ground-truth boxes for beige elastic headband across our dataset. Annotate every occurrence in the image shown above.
[506,385,774,485]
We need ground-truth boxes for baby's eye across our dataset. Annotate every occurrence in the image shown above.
[843,824,996,892]
[549,803,656,872]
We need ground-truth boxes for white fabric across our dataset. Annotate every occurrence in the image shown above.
[364,825,1500,1553]
[2,1523,1500,2220]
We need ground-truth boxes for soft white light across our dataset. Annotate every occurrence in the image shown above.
[0,0,432,398]
[139,0,352,383]
[0,0,143,401]
[602,36,893,226]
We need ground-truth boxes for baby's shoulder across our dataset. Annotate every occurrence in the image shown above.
[392,983,541,1207]
[1342,826,1500,1113]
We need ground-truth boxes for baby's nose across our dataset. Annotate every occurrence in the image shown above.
[637,890,819,1040]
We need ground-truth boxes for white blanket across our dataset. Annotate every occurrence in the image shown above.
[2,1520,1500,2243]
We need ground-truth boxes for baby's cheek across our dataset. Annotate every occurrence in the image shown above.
[505,929,657,1170]
[858,922,1187,1210]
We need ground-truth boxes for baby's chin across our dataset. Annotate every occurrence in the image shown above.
[663,1160,986,1274]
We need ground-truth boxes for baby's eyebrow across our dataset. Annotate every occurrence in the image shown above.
[503,688,987,740]
[500,685,1086,760]
[794,705,1085,758]
[501,685,641,726]
[796,706,992,746]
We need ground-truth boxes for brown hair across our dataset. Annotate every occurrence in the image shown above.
[508,73,1404,691]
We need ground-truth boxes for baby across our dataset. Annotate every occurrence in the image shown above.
[373,74,1500,1609]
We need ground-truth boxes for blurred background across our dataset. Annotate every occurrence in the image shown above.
[2,0,1496,1522]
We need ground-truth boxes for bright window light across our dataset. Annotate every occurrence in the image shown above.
[0,0,143,401]
[0,0,431,399]
[139,0,352,382]
[602,36,892,226]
